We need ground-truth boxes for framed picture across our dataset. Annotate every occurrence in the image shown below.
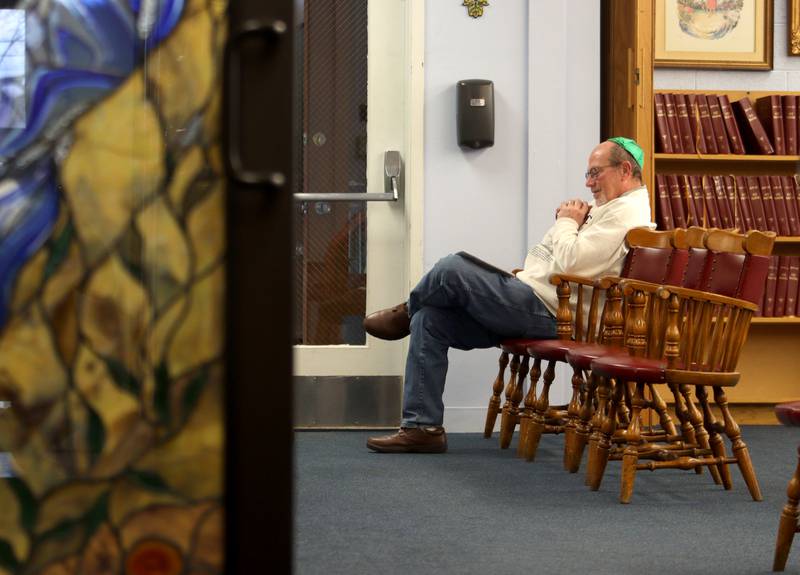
[791,0,800,54]
[655,0,773,69]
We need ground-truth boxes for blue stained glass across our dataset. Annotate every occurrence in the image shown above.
[0,0,186,329]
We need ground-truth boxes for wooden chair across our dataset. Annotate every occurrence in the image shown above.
[773,401,800,572]
[587,229,775,503]
[560,226,711,474]
[482,227,687,461]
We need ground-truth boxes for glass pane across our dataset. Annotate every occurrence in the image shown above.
[293,0,369,345]
[0,1,226,572]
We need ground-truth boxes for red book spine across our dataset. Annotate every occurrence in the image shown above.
[701,175,721,228]
[747,175,767,231]
[759,95,786,155]
[675,94,696,153]
[697,95,719,154]
[758,175,778,233]
[786,256,800,316]
[763,256,779,317]
[663,94,684,153]
[775,256,790,316]
[654,93,673,153]
[734,175,754,231]
[734,97,775,154]
[782,175,800,235]
[718,94,746,154]
[723,176,740,230]
[686,94,708,154]
[770,175,791,236]
[689,175,708,226]
[656,174,674,230]
[667,174,687,228]
[712,175,733,228]
[680,175,699,226]
[783,95,797,155]
[708,95,731,154]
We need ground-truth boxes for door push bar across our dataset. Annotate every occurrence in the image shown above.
[293,150,401,202]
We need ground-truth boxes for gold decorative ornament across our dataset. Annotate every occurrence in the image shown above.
[463,0,489,18]
[793,27,800,55]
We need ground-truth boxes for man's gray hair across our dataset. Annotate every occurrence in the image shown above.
[609,144,642,181]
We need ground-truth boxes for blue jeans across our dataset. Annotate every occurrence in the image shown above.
[402,253,557,428]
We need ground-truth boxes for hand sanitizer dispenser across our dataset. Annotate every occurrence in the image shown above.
[457,79,494,149]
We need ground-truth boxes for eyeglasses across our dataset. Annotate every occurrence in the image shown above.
[584,164,617,181]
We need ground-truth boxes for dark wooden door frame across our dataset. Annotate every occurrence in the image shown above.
[224,0,294,571]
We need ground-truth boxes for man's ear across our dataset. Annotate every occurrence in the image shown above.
[619,160,633,178]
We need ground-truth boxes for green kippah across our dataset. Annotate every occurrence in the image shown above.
[608,136,644,170]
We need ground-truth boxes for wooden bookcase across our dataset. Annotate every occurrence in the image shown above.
[602,1,798,413]
[651,90,800,405]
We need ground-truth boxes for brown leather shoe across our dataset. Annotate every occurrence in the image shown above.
[363,302,410,340]
[366,426,447,453]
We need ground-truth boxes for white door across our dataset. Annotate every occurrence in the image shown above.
[292,0,423,427]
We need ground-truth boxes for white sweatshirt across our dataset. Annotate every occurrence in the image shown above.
[516,186,655,317]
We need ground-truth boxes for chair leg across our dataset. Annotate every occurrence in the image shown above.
[647,383,677,439]
[773,446,800,572]
[586,376,618,491]
[499,354,521,449]
[620,381,646,504]
[517,358,541,458]
[523,360,556,462]
[679,384,723,485]
[714,386,762,502]
[563,368,585,472]
[697,385,732,490]
[669,383,702,475]
[568,370,596,474]
[484,351,509,438]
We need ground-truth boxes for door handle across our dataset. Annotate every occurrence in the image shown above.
[293,150,402,201]
[226,18,289,188]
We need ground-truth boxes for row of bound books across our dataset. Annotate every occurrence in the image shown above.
[654,92,799,155]
[655,173,800,235]
[759,256,800,317]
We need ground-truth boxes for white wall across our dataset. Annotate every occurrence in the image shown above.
[423,1,600,431]
[655,1,800,90]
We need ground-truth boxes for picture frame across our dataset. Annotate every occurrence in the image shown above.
[791,0,800,54]
[654,0,773,69]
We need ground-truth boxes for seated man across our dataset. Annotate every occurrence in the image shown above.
[363,137,654,453]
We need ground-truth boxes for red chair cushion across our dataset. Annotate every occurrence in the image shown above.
[775,401,800,427]
[590,354,667,383]
[564,343,627,371]
[525,339,577,362]
[499,338,536,355]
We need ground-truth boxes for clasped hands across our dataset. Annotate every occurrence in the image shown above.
[555,199,591,225]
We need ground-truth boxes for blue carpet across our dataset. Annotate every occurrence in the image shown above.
[295,426,800,574]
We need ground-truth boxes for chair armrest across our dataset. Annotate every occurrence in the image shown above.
[548,272,614,289]
[655,284,759,312]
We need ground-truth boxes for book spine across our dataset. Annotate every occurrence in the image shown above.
[735,97,775,154]
[667,174,687,228]
[783,175,800,235]
[787,256,800,316]
[783,94,797,155]
[718,94,746,154]
[701,175,721,228]
[656,174,674,230]
[734,175,754,231]
[746,175,767,231]
[771,95,786,155]
[723,176,740,230]
[663,93,684,153]
[697,95,719,154]
[758,175,778,233]
[707,95,731,154]
[686,94,708,154]
[674,94,696,153]
[654,93,673,153]
[680,175,699,226]
[775,255,790,316]
[712,175,732,228]
[763,255,778,317]
[770,175,791,236]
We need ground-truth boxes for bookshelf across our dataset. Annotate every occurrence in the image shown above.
[652,89,800,405]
